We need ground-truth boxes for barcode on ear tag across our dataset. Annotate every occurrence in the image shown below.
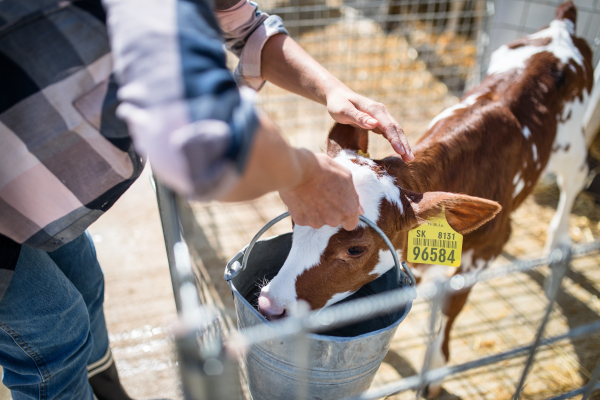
[407,209,463,267]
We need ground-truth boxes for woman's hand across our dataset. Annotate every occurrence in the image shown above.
[326,88,414,161]
[261,34,414,161]
[279,151,364,231]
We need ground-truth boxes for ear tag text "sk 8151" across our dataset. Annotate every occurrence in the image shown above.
[407,208,463,267]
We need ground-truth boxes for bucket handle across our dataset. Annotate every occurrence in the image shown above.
[224,212,416,288]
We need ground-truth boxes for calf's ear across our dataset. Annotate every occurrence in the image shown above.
[407,191,501,234]
[327,123,369,157]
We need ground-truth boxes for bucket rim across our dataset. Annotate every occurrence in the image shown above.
[230,286,412,342]
[227,233,414,342]
[224,212,416,287]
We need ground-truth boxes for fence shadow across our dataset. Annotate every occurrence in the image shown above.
[381,350,464,400]
[177,198,234,310]
[525,268,600,384]
[383,350,417,378]
[501,250,600,385]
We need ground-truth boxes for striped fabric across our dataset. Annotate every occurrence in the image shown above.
[106,0,287,198]
[87,346,114,378]
[0,0,288,300]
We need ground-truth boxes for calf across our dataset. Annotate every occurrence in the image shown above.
[258,1,594,397]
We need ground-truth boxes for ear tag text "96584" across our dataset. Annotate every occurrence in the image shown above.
[407,208,463,267]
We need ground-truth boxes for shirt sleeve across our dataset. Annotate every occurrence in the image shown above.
[215,0,288,90]
[102,0,259,200]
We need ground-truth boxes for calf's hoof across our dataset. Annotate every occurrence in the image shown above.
[423,383,442,399]
[543,236,571,258]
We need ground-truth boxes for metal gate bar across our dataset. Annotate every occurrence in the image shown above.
[513,247,570,400]
[156,181,600,400]
[234,241,599,347]
[583,361,600,400]
[229,243,600,399]
[344,320,600,400]
[154,0,600,397]
[550,383,600,400]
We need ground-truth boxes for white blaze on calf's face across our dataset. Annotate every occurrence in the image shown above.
[261,224,339,316]
[259,151,402,315]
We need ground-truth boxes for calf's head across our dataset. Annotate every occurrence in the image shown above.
[258,124,501,320]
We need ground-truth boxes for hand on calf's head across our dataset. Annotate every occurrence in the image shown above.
[261,124,501,319]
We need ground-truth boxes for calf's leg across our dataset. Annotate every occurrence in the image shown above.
[544,146,588,254]
[545,91,591,253]
[424,287,472,399]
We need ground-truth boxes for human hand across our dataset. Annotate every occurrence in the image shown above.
[326,88,414,161]
[279,151,364,231]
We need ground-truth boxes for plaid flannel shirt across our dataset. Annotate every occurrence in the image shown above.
[0,0,287,300]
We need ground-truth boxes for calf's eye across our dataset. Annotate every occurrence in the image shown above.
[347,246,366,256]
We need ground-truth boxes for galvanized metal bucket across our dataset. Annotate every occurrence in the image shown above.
[224,213,416,400]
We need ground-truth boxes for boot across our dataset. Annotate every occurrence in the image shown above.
[88,348,133,400]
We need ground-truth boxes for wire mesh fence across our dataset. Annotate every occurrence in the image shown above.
[241,0,493,158]
[162,1,600,399]
[158,182,600,400]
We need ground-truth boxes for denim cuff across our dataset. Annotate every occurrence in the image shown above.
[0,234,20,303]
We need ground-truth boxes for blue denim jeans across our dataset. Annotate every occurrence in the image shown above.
[0,232,108,399]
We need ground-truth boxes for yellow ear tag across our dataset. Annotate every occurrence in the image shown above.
[357,150,370,158]
[407,208,463,267]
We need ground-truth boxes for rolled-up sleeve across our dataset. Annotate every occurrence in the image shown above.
[215,0,288,90]
[103,0,259,200]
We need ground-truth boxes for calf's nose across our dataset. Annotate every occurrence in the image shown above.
[258,293,286,321]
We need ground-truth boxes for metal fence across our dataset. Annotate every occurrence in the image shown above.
[160,1,600,399]
[247,0,494,158]
[157,181,600,400]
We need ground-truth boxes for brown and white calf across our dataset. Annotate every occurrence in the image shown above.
[258,1,595,397]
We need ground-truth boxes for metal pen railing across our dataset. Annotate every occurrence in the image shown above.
[154,2,600,398]
[155,180,600,400]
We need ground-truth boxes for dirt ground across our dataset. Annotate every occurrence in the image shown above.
[0,371,7,400]
[87,166,181,399]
